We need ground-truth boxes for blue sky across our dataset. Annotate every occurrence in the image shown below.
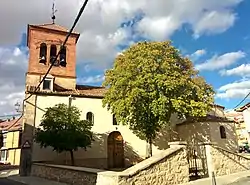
[0,0,249,114]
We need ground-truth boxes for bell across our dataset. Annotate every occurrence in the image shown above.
[39,55,46,64]
[60,58,67,67]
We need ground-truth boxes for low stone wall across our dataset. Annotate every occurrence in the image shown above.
[32,163,101,185]
[210,145,250,176]
[118,146,189,185]
[32,144,189,185]
[39,157,108,169]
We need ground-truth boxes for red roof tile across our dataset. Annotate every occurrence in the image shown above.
[29,23,79,35]
[28,84,107,98]
[236,102,250,112]
[0,118,22,131]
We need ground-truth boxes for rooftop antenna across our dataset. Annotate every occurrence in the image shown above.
[51,0,57,24]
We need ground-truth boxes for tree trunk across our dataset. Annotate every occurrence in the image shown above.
[70,150,75,166]
[146,138,153,158]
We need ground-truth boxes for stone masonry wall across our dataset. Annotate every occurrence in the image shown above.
[118,147,189,185]
[210,145,250,176]
[32,163,100,185]
[32,146,189,185]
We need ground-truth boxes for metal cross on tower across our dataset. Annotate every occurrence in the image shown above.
[51,0,57,24]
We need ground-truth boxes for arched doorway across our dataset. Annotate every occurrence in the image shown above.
[108,131,124,168]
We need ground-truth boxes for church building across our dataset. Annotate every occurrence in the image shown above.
[19,19,238,176]
[20,22,167,174]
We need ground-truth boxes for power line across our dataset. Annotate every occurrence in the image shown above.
[6,0,90,130]
[233,92,250,110]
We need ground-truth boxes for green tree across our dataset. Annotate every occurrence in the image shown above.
[35,103,93,165]
[102,41,214,157]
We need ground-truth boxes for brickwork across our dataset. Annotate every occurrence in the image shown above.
[20,23,80,176]
[27,26,78,78]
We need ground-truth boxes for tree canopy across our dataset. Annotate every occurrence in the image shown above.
[102,41,214,157]
[35,103,93,165]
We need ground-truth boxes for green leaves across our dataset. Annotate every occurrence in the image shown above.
[35,103,93,153]
[102,41,214,143]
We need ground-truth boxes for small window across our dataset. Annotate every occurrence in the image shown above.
[113,115,117,125]
[50,45,57,65]
[220,126,226,139]
[0,150,8,162]
[86,112,94,124]
[2,134,7,148]
[43,79,52,90]
[59,46,67,67]
[18,131,22,148]
[39,43,47,64]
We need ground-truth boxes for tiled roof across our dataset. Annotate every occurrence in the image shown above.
[0,118,22,131]
[179,114,233,125]
[29,23,79,35]
[235,102,250,112]
[28,84,107,98]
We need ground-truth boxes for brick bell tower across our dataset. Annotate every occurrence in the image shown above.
[19,22,80,176]
[25,23,80,91]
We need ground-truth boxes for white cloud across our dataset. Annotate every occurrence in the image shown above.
[220,64,250,77]
[195,51,245,71]
[216,80,250,99]
[193,49,206,57]
[137,16,180,41]
[77,75,104,84]
[192,10,236,38]
[0,46,27,114]
[187,49,206,61]
[218,80,250,92]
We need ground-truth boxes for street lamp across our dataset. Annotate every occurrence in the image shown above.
[14,101,21,113]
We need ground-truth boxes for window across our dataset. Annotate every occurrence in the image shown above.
[50,45,57,65]
[220,126,226,139]
[39,43,47,64]
[2,133,7,148]
[86,112,94,124]
[113,115,117,125]
[18,131,22,148]
[42,79,52,90]
[59,46,67,67]
[0,150,8,163]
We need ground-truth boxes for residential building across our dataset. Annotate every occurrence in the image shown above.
[225,110,248,146]
[235,102,250,145]
[20,21,238,174]
[0,117,22,165]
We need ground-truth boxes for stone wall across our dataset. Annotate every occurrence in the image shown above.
[118,146,189,185]
[32,145,189,185]
[37,157,108,169]
[32,163,101,185]
[210,145,250,176]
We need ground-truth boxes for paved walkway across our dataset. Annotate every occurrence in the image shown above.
[227,176,250,185]
[0,168,67,185]
[181,170,250,185]
[0,178,25,185]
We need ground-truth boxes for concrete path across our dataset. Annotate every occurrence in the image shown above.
[181,170,250,185]
[227,176,250,185]
[0,178,25,185]
[0,168,68,185]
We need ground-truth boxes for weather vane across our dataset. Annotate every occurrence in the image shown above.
[51,0,57,24]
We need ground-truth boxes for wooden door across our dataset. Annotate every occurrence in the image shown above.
[108,131,124,168]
